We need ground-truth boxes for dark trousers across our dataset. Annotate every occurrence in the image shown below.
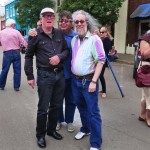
[0,50,21,89]
[36,69,65,138]
[99,63,107,93]
[58,78,76,124]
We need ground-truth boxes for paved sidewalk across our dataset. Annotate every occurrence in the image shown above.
[116,53,134,65]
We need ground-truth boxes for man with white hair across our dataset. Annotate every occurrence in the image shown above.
[24,8,69,148]
[71,10,105,150]
[0,18,27,91]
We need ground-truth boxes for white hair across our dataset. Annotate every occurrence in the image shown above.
[147,30,150,34]
[6,18,16,27]
[72,10,100,33]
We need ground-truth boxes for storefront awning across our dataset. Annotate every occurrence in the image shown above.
[130,3,150,18]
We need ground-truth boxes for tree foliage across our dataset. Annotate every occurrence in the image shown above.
[14,0,55,28]
[58,0,125,25]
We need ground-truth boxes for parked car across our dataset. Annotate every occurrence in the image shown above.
[133,42,141,78]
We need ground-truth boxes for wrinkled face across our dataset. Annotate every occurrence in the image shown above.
[99,27,108,39]
[58,16,73,34]
[40,12,55,29]
[74,14,87,37]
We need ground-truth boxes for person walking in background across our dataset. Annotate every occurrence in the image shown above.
[98,26,113,99]
[36,20,42,29]
[56,11,76,132]
[71,10,105,150]
[24,8,69,148]
[0,18,27,91]
[138,33,150,127]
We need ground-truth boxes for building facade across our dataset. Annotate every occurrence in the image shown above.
[114,0,150,54]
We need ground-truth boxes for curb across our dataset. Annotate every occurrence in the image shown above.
[115,60,134,65]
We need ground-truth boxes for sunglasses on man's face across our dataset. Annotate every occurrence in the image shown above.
[42,14,55,19]
[58,19,72,23]
[74,20,86,24]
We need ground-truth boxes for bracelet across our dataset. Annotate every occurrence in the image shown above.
[91,80,97,84]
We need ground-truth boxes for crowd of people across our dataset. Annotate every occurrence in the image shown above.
[0,7,150,150]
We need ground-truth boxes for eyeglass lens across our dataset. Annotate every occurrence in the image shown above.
[43,14,55,19]
[74,20,85,24]
[59,19,71,23]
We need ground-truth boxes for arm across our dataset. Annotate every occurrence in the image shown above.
[17,31,28,48]
[140,40,150,59]
[89,35,105,92]
[24,36,37,89]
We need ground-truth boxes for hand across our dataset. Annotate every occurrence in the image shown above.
[88,82,96,92]
[49,55,60,66]
[27,80,35,89]
[28,29,37,37]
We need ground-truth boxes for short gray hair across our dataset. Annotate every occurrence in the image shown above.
[6,18,16,27]
[72,10,100,33]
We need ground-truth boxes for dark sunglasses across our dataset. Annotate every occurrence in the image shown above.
[42,14,55,19]
[74,20,86,24]
[100,31,105,34]
[58,19,72,23]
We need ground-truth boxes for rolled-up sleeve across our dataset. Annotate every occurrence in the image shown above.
[92,35,106,64]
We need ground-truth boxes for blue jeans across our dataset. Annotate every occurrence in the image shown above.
[72,77,102,149]
[58,78,76,124]
[36,69,65,138]
[0,50,21,89]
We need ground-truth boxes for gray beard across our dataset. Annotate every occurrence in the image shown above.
[75,28,87,36]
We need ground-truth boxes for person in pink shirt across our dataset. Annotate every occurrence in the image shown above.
[0,18,27,91]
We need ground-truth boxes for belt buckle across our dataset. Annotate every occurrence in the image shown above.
[54,68,58,72]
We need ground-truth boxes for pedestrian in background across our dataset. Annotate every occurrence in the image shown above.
[138,33,150,127]
[0,18,27,91]
[24,8,69,148]
[56,11,76,132]
[71,10,105,150]
[36,20,42,29]
[98,26,113,99]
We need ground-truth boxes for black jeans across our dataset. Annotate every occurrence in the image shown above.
[36,69,65,138]
[99,62,107,93]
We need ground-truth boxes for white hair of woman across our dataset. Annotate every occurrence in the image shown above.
[72,10,100,33]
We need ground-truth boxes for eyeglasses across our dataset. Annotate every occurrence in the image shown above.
[58,19,72,23]
[42,14,55,19]
[74,20,86,24]
[100,31,106,34]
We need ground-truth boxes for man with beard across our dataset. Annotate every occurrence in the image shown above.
[71,10,105,150]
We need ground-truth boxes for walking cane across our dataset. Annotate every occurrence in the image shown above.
[106,56,124,97]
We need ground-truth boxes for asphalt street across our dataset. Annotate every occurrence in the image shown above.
[0,49,150,150]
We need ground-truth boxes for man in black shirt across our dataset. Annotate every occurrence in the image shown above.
[24,8,69,148]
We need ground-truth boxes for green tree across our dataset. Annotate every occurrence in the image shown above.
[58,0,125,25]
[15,0,55,28]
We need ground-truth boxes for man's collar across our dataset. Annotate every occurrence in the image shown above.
[39,27,55,34]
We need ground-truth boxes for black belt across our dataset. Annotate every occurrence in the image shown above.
[37,67,62,72]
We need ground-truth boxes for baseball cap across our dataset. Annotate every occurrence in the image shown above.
[40,8,55,15]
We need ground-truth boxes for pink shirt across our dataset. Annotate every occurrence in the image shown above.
[0,27,26,51]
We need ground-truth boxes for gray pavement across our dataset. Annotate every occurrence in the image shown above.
[0,47,150,150]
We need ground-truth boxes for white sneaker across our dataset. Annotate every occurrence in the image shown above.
[75,131,90,140]
[90,147,100,150]
[56,123,61,131]
[67,123,75,132]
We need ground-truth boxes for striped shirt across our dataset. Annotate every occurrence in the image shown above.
[71,31,105,76]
